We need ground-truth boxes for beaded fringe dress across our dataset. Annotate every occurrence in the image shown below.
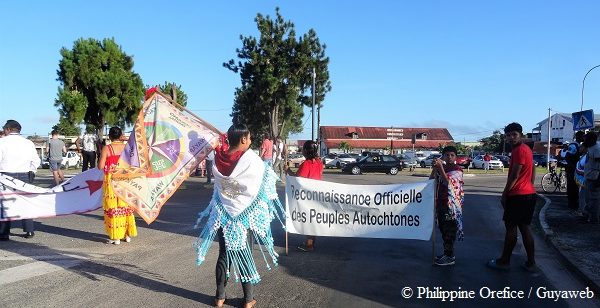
[194,150,284,284]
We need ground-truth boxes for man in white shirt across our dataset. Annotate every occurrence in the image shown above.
[76,125,99,172]
[0,120,41,240]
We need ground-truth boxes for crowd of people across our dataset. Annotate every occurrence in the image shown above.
[3,118,600,307]
[561,130,600,225]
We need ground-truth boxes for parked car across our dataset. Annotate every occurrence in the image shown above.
[395,154,417,170]
[62,151,82,169]
[495,155,511,167]
[455,155,472,168]
[328,153,360,168]
[471,155,504,169]
[533,154,557,168]
[420,153,442,168]
[342,154,402,175]
[42,151,82,169]
[322,153,337,167]
[287,153,306,168]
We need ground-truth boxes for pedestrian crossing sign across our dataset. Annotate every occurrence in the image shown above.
[572,109,594,130]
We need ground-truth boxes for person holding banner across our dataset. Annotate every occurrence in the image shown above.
[194,124,284,308]
[429,145,464,266]
[0,120,41,240]
[98,127,137,245]
[286,140,323,252]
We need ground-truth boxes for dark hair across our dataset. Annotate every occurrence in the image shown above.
[302,140,319,160]
[575,130,585,141]
[583,131,598,148]
[3,120,21,132]
[227,124,250,147]
[108,126,122,141]
[504,122,523,134]
[51,130,59,136]
[442,145,457,155]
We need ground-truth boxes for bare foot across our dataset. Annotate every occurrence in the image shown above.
[243,299,257,308]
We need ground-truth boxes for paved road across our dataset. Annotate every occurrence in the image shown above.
[0,171,598,307]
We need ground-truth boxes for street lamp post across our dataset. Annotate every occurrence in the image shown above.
[581,64,600,111]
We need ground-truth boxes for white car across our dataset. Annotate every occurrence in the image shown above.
[287,153,306,168]
[471,155,504,170]
[41,151,82,169]
[327,153,360,168]
[62,151,82,169]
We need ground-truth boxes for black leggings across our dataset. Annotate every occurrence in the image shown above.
[215,228,255,303]
[437,209,457,257]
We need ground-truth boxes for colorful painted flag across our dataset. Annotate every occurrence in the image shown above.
[111,92,221,224]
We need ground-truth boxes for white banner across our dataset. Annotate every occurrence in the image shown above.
[0,169,104,221]
[285,176,435,240]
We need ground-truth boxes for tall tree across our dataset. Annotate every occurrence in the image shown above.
[479,130,505,153]
[224,7,331,142]
[55,37,144,137]
[154,82,188,107]
[52,118,81,136]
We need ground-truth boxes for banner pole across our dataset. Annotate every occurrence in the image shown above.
[285,231,289,256]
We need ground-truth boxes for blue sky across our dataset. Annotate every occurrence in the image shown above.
[1,1,599,142]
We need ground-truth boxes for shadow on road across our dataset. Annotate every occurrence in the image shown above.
[0,241,214,305]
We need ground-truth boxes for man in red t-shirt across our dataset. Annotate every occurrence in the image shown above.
[483,153,492,172]
[488,122,537,272]
[259,134,273,165]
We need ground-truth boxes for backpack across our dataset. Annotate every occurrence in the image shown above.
[565,142,581,166]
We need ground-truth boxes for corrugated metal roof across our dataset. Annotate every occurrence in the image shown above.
[320,126,453,141]
[324,139,451,149]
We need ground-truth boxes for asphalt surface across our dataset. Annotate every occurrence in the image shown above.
[0,169,598,307]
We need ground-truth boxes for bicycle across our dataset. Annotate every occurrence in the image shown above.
[541,164,567,193]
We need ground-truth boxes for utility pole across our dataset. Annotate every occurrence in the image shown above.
[317,105,321,155]
[547,108,551,172]
[311,67,316,141]
[390,126,394,155]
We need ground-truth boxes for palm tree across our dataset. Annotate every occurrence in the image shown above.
[339,141,352,153]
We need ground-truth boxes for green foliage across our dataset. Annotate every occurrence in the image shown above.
[224,7,331,142]
[55,37,144,136]
[155,82,188,107]
[436,142,470,155]
[479,130,505,153]
[339,141,352,153]
[52,118,81,136]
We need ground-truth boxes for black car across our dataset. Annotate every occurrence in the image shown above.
[342,154,402,175]
[395,154,417,170]
[533,154,557,167]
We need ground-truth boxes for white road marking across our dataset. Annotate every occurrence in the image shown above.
[0,254,91,285]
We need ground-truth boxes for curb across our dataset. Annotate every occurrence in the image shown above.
[537,193,600,294]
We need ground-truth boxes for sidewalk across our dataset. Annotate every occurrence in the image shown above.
[539,191,600,293]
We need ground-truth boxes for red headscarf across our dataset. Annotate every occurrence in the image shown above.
[215,133,244,176]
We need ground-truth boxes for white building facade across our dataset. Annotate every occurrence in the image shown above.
[533,113,600,143]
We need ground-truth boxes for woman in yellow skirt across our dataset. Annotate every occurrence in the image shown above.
[98,126,137,245]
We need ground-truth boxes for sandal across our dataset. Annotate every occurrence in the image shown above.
[296,244,314,252]
[486,259,509,271]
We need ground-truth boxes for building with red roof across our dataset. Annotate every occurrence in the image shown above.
[317,126,454,154]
